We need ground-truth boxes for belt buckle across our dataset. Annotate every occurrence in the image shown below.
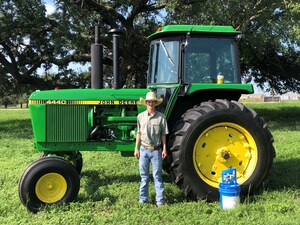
[147,146,155,151]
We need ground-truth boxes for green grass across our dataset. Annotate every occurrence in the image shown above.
[0,102,300,224]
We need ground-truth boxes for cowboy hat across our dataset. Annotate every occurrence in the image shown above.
[140,91,163,106]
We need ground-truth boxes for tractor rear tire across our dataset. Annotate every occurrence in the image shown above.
[169,99,275,201]
[19,157,80,213]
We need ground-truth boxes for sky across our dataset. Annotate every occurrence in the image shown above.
[44,0,55,15]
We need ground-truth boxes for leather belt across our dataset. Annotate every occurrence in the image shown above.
[141,144,161,151]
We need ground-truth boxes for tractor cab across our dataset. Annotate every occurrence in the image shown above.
[148,25,242,86]
[147,25,251,123]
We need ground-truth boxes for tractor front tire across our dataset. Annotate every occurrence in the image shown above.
[39,151,83,174]
[69,152,83,174]
[19,157,80,213]
[169,99,275,201]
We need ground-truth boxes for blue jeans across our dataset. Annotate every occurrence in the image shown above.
[139,146,164,205]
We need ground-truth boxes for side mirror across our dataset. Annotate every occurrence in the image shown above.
[244,75,252,84]
[235,34,244,42]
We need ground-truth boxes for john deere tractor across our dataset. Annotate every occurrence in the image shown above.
[19,25,275,213]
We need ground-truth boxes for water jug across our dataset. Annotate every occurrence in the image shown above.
[219,168,240,210]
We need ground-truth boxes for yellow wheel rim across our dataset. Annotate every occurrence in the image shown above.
[193,122,258,188]
[35,173,67,203]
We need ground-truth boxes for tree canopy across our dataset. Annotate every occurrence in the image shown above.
[0,0,299,96]
[167,0,300,93]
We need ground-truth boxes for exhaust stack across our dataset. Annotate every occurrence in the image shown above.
[109,29,122,89]
[91,25,103,89]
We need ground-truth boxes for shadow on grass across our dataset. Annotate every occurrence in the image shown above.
[77,170,117,204]
[78,170,142,204]
[252,106,300,131]
[240,158,300,204]
[77,157,300,205]
[0,119,32,139]
[268,158,300,190]
[78,169,185,204]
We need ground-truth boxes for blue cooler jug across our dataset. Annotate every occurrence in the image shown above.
[219,168,240,210]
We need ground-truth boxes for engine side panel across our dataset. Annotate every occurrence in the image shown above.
[29,88,149,152]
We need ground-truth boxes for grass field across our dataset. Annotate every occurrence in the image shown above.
[0,101,300,224]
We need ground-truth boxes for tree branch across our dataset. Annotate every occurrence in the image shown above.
[74,0,127,27]
[235,2,279,30]
[43,53,112,66]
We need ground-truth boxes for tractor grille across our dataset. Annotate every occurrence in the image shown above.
[46,105,89,142]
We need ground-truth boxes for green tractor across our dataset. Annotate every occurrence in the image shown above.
[19,25,275,213]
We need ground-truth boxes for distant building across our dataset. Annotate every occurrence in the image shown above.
[240,94,264,102]
[280,92,300,101]
[241,92,300,102]
[264,96,280,102]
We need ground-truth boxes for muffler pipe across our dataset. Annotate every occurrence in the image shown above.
[91,25,103,89]
[109,29,122,89]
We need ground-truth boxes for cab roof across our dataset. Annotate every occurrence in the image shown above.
[148,24,241,41]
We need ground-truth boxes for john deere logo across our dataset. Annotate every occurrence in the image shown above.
[29,100,139,105]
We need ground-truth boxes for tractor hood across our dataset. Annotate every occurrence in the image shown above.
[29,88,149,104]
